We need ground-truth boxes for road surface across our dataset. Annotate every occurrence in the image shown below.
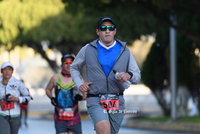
[19,117,194,134]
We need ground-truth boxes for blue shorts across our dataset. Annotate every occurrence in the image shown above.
[87,104,125,133]
[55,122,82,134]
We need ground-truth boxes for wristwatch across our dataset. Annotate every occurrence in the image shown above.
[128,72,133,79]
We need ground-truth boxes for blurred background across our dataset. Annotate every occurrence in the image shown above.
[0,0,200,133]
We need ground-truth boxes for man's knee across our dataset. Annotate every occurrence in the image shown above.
[95,120,110,134]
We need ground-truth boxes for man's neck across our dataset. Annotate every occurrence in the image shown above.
[99,40,114,47]
[61,70,71,77]
[2,78,9,84]
[98,40,116,50]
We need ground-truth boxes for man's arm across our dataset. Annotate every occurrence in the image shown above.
[70,44,94,93]
[70,44,88,89]
[117,51,141,84]
[128,52,141,84]
[80,78,86,100]
[45,76,55,99]
[74,75,90,101]
[45,75,57,106]
[16,81,31,103]
[82,92,87,100]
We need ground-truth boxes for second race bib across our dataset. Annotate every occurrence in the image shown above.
[59,108,74,120]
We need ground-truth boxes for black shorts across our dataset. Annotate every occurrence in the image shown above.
[55,122,82,134]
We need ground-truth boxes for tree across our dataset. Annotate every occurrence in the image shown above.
[1,0,199,115]
[62,0,200,45]
[0,0,95,72]
[61,0,200,115]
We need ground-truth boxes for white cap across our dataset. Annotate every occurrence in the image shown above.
[1,62,14,70]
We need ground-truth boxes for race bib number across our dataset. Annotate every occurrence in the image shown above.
[0,99,14,110]
[59,108,74,120]
[100,94,119,110]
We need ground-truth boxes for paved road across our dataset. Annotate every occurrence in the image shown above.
[19,117,193,134]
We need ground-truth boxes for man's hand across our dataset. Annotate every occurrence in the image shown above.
[7,94,19,102]
[50,97,57,106]
[117,72,131,82]
[79,82,93,93]
[74,94,83,101]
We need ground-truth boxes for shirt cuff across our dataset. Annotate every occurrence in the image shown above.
[18,97,23,103]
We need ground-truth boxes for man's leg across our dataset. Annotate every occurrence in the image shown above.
[87,104,110,134]
[55,121,67,134]
[24,109,28,127]
[10,116,21,134]
[95,120,110,134]
[108,105,125,134]
[67,123,82,134]
[67,131,74,134]
[0,115,10,134]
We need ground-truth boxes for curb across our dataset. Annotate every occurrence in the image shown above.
[126,119,200,133]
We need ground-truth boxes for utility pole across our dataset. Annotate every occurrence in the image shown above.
[170,10,177,121]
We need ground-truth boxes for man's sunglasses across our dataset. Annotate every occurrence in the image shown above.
[99,25,115,31]
[63,60,72,64]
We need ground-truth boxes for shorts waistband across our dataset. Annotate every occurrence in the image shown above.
[0,113,20,118]
[87,93,123,97]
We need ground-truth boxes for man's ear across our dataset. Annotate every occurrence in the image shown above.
[114,28,117,35]
[96,29,100,36]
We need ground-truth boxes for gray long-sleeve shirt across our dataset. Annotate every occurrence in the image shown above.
[70,39,141,105]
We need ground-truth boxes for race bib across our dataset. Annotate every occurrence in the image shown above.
[59,108,74,120]
[0,99,14,110]
[100,94,119,110]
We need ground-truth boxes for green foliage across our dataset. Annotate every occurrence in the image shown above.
[134,116,170,122]
[0,0,91,71]
[0,0,199,100]
[134,115,200,123]
[176,34,199,89]
[0,0,68,44]
[141,43,169,90]
[61,0,200,114]
[62,0,163,44]
[0,0,96,49]
[177,115,200,123]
